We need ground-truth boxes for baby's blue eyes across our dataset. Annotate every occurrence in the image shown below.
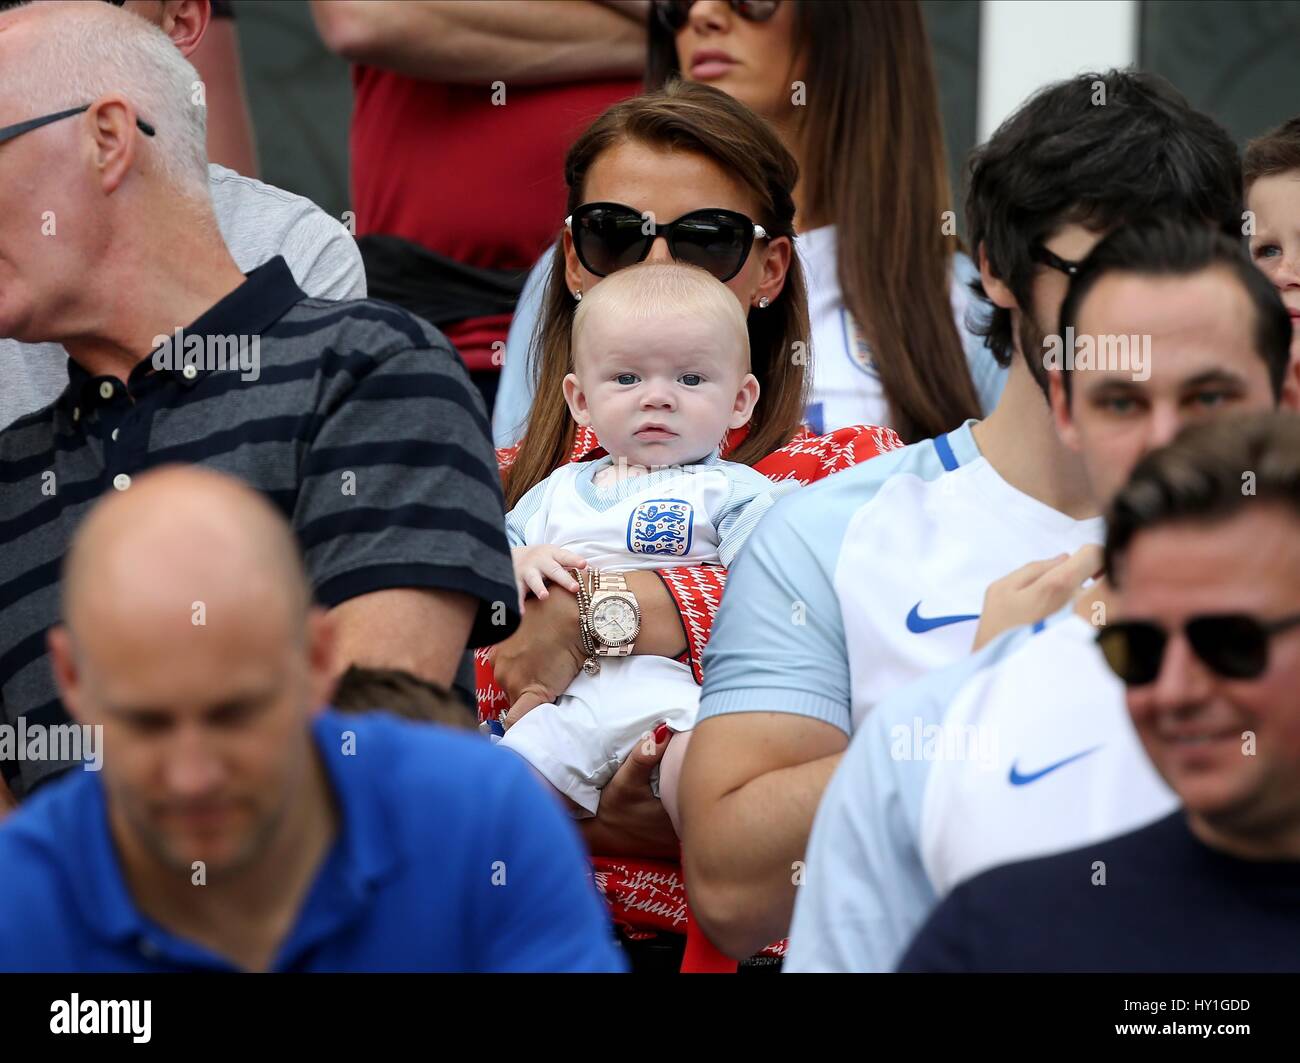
[612,373,705,386]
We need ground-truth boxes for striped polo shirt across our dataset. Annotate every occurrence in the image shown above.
[0,257,518,798]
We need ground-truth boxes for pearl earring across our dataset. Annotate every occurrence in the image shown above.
[757,296,770,308]
[573,290,583,301]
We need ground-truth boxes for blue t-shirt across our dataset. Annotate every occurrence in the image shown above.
[899,812,1300,972]
[0,711,626,973]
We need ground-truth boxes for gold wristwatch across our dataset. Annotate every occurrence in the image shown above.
[588,571,641,660]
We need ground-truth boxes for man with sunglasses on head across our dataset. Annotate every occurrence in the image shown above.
[900,411,1300,972]
[0,0,364,432]
[786,217,1300,972]
[679,70,1244,961]
[0,1,517,807]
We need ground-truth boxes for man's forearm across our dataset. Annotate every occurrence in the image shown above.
[684,752,844,958]
[312,0,645,85]
[329,587,476,688]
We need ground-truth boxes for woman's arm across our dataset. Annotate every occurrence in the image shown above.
[489,568,686,726]
[311,0,645,85]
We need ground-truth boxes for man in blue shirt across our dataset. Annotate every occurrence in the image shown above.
[0,466,624,973]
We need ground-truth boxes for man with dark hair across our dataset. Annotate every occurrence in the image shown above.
[1245,114,1300,365]
[681,69,1246,960]
[900,412,1300,972]
[787,215,1299,971]
[967,69,1243,382]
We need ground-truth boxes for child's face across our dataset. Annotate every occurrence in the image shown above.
[1248,172,1300,362]
[564,312,758,467]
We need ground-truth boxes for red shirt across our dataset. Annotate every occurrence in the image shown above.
[350,69,639,371]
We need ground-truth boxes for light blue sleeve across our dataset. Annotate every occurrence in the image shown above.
[714,464,780,568]
[503,474,553,549]
[784,623,1037,972]
[951,251,1006,416]
[698,475,857,735]
[493,247,553,448]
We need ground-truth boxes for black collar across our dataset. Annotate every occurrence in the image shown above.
[62,256,306,416]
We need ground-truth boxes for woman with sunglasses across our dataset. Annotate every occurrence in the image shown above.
[495,1,1002,448]
[648,0,1003,441]
[478,80,900,965]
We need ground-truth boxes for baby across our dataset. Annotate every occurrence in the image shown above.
[500,262,782,833]
[1246,115,1300,366]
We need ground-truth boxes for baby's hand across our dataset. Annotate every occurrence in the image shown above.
[512,545,587,607]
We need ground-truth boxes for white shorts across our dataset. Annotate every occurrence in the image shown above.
[498,654,699,816]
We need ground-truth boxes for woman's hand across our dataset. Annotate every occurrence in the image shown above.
[580,723,680,859]
[489,582,586,729]
[489,569,685,729]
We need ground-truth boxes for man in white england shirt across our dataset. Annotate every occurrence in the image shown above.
[679,69,1247,960]
[785,218,1300,972]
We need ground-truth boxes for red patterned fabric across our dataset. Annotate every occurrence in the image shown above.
[481,421,903,960]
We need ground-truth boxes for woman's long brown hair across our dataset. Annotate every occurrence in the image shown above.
[505,80,811,509]
[649,1,981,443]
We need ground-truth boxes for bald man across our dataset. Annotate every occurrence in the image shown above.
[0,466,623,973]
[0,1,518,803]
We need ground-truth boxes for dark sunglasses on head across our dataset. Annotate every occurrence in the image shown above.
[654,0,780,33]
[1096,612,1300,687]
[566,202,768,283]
[0,104,155,147]
[1033,244,1085,277]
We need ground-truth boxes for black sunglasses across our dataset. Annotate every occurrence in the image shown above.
[0,104,156,148]
[1097,612,1300,687]
[566,202,768,283]
[1033,244,1085,277]
[654,0,781,32]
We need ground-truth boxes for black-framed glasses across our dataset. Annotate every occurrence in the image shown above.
[566,202,768,283]
[1033,244,1085,277]
[0,104,155,148]
[654,0,780,33]
[1096,612,1300,687]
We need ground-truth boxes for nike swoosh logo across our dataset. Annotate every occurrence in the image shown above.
[1008,746,1101,786]
[906,602,979,634]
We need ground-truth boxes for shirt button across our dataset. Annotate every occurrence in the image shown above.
[113,473,131,491]
[99,381,114,400]
[111,428,119,442]
[182,365,198,381]
[72,407,80,422]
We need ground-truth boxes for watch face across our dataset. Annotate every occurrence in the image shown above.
[592,596,639,645]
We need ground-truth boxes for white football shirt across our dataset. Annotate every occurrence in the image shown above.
[698,420,1105,735]
[784,613,1177,973]
[505,450,782,570]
